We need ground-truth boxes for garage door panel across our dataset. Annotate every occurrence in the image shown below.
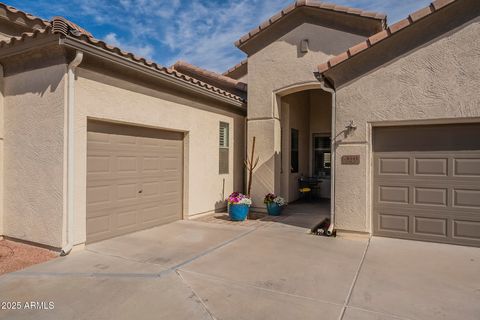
[142,156,161,172]
[377,213,409,233]
[453,220,480,241]
[116,156,138,173]
[414,158,448,176]
[414,217,447,237]
[87,155,111,174]
[378,186,409,204]
[86,121,183,243]
[117,182,140,201]
[377,157,410,175]
[86,214,111,237]
[453,189,480,209]
[373,124,480,247]
[414,187,447,207]
[454,158,480,176]
[86,185,112,206]
[116,209,138,229]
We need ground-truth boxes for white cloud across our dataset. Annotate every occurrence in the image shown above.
[162,0,291,72]
[103,32,154,59]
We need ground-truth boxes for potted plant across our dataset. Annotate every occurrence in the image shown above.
[264,193,286,216]
[227,192,252,221]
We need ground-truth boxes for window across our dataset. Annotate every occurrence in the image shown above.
[291,128,299,173]
[313,135,331,177]
[219,122,229,174]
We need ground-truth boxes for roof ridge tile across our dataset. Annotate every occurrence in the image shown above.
[0,2,49,27]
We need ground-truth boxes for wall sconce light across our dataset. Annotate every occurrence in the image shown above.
[345,120,357,133]
[300,39,309,53]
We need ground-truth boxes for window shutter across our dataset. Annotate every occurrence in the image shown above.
[219,122,229,174]
[219,122,229,148]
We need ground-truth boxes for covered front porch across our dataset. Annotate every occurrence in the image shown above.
[197,199,330,231]
[278,87,334,210]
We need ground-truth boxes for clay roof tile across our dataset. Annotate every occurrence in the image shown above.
[317,0,459,75]
[235,0,386,49]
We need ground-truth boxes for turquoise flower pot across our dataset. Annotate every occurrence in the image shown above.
[229,204,249,221]
[266,202,283,216]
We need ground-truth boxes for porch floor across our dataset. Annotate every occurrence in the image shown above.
[194,199,330,231]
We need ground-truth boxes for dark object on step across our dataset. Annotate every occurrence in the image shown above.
[311,218,330,235]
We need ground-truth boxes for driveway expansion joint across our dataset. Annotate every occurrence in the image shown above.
[339,237,371,320]
[176,269,217,320]
[6,226,258,281]
[176,268,344,307]
[169,227,257,270]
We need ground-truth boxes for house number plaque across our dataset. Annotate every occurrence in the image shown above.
[341,155,360,165]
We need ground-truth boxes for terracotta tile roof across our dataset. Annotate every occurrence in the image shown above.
[173,61,247,96]
[0,16,246,105]
[0,2,49,29]
[223,59,247,77]
[318,0,457,74]
[235,0,386,48]
[0,23,51,47]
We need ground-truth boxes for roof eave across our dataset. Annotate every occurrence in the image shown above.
[60,36,247,111]
[0,28,59,59]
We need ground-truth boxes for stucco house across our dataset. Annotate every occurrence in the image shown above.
[0,0,478,252]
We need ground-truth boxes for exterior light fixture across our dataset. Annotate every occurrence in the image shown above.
[300,39,309,53]
[345,120,357,132]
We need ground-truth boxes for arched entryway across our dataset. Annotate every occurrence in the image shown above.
[275,84,335,226]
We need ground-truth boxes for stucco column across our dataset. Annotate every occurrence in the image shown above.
[247,117,281,210]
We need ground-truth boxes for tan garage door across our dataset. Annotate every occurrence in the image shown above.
[373,124,480,247]
[86,120,183,243]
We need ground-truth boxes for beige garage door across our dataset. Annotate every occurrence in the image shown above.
[86,121,183,243]
[373,124,480,247]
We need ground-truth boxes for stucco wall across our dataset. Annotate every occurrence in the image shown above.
[0,20,34,237]
[247,22,365,206]
[0,68,3,236]
[248,23,365,119]
[74,68,245,244]
[3,64,66,247]
[333,16,480,232]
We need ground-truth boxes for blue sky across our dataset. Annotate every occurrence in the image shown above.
[8,0,431,73]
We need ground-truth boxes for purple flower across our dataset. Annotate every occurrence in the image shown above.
[227,192,248,204]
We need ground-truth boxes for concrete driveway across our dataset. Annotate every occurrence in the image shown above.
[0,218,479,320]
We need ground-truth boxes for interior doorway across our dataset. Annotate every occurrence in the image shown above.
[279,89,333,204]
[312,134,331,199]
